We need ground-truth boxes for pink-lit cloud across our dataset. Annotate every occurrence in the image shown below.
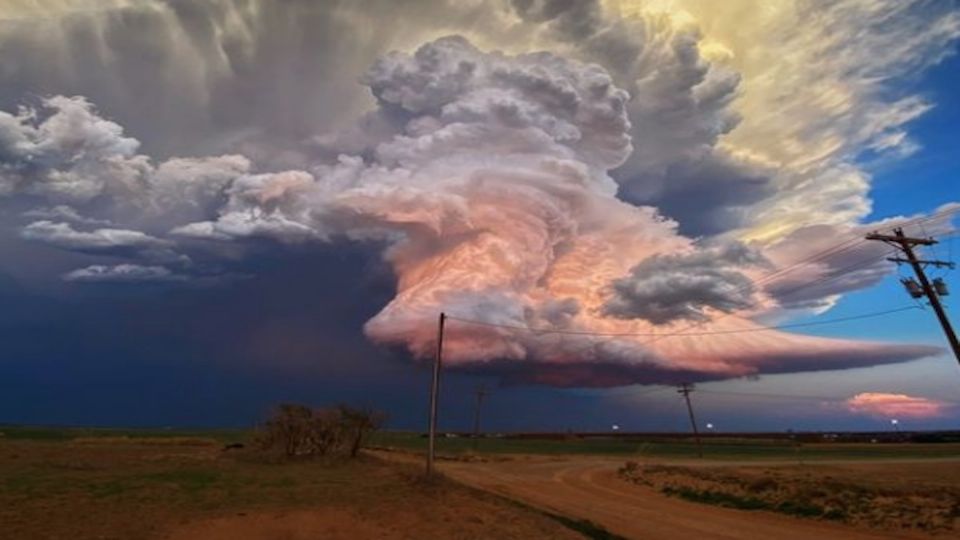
[0,37,946,387]
[1,1,957,388]
[846,392,949,419]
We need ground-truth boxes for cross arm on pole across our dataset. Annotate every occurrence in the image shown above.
[866,232,937,245]
[887,257,955,268]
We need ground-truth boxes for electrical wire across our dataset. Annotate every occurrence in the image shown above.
[947,234,955,274]
[771,249,896,301]
[441,208,957,350]
[640,206,960,345]
[444,305,920,338]
[750,204,960,289]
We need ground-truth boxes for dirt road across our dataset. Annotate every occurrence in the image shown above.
[435,456,949,540]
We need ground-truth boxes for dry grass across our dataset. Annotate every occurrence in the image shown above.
[71,436,220,446]
[619,461,960,533]
[0,438,584,539]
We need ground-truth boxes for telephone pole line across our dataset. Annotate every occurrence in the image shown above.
[677,382,703,458]
[472,384,489,450]
[426,312,446,476]
[866,227,959,365]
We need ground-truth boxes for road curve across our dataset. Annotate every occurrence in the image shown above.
[436,457,936,540]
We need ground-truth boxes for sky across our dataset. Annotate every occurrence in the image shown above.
[0,0,959,432]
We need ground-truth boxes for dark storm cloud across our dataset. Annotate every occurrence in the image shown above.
[0,240,400,373]
[603,242,766,324]
[619,151,775,237]
[0,241,449,427]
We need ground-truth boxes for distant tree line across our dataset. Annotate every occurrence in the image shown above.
[255,403,385,458]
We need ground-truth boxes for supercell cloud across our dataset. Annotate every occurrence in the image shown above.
[0,0,957,387]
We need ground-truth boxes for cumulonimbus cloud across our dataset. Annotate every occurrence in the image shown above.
[0,1,957,387]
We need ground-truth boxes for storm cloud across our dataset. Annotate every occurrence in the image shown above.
[604,243,765,324]
[0,0,956,388]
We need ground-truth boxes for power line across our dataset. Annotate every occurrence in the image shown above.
[752,238,867,287]
[628,207,960,348]
[771,249,896,300]
[635,385,672,397]
[445,305,920,338]
[750,205,960,289]
[639,206,960,346]
[418,209,959,456]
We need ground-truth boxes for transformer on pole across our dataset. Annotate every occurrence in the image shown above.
[866,227,959,365]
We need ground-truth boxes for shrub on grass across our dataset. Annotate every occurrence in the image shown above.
[255,403,385,459]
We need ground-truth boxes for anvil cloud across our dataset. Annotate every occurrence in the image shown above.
[0,0,957,387]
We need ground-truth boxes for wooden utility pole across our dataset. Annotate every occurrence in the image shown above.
[472,385,489,450]
[866,228,959,364]
[426,312,446,476]
[677,382,703,458]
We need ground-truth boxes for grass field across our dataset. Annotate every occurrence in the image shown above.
[368,431,960,461]
[4,426,959,538]
[0,427,595,539]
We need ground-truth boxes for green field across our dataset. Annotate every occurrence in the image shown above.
[4,426,959,461]
[368,431,960,461]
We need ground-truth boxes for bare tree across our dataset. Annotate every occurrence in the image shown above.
[338,405,387,458]
[256,404,314,457]
[256,403,385,459]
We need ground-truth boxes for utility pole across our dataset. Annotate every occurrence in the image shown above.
[677,382,703,458]
[426,312,446,477]
[866,227,959,365]
[472,384,489,450]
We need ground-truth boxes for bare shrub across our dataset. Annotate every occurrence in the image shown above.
[255,403,385,459]
[338,405,386,458]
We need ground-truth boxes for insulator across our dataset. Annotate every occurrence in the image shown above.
[933,277,949,296]
[901,278,924,299]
